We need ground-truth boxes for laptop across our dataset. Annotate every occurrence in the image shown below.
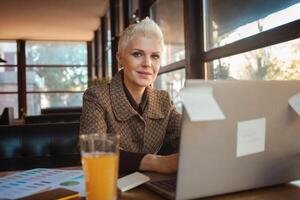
[145,80,300,200]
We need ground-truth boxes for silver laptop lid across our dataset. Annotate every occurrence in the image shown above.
[176,80,300,200]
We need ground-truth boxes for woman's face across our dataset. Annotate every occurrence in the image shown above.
[117,35,162,90]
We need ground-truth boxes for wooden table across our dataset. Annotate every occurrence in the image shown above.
[120,181,300,200]
[2,169,300,200]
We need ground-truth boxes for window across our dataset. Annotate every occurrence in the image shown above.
[207,38,300,80]
[26,66,87,91]
[204,0,300,80]
[154,69,185,112]
[150,0,185,66]
[204,0,300,50]
[106,11,113,78]
[0,41,18,118]
[25,41,87,115]
[151,0,185,108]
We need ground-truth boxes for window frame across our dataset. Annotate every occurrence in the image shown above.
[202,1,300,79]
[25,41,88,115]
[0,60,19,117]
[150,0,300,79]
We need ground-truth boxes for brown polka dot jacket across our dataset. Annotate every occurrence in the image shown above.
[80,70,181,154]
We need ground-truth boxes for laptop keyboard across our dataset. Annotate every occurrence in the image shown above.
[151,178,177,193]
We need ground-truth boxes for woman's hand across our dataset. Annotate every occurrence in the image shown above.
[139,153,178,173]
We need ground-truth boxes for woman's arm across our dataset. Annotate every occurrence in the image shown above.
[139,153,178,173]
[140,103,182,174]
[157,107,182,155]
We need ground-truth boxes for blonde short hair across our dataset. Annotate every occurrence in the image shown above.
[118,17,164,54]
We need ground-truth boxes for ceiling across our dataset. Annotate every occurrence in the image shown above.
[0,0,109,41]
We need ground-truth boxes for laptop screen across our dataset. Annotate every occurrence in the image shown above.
[175,80,300,200]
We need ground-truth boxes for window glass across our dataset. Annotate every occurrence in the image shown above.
[0,41,18,118]
[26,41,87,114]
[0,41,17,65]
[0,94,18,118]
[26,41,87,65]
[150,0,185,66]
[26,67,87,92]
[204,0,300,50]
[207,38,300,80]
[105,11,113,78]
[27,93,83,115]
[0,67,17,92]
[155,69,185,112]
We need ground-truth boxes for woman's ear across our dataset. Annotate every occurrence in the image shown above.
[116,52,124,69]
[116,51,121,65]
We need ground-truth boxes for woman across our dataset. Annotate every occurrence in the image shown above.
[80,17,181,174]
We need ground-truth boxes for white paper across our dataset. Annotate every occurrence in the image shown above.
[289,92,300,117]
[117,172,150,192]
[237,118,266,157]
[179,86,225,121]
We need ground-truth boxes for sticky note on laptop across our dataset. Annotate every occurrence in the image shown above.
[118,172,150,192]
[237,118,266,157]
[289,92,300,117]
[179,86,225,121]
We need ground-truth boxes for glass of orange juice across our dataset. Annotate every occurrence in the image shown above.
[80,133,119,200]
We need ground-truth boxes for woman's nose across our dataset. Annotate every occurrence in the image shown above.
[143,56,151,67]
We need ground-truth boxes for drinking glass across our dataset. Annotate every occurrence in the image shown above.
[80,133,119,200]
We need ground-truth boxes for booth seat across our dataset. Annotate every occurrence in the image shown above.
[41,107,82,114]
[0,122,81,171]
[24,113,81,124]
[0,107,14,125]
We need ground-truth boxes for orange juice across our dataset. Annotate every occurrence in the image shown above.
[82,152,119,200]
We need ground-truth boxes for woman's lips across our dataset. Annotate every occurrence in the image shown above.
[137,71,152,75]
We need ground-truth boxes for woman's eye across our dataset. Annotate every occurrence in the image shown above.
[132,52,142,57]
[152,54,160,60]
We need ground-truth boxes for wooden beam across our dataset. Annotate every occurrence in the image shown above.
[101,16,108,78]
[87,41,94,83]
[110,0,120,76]
[17,40,26,118]
[94,29,101,77]
[158,60,185,75]
[184,0,205,79]
[123,0,132,28]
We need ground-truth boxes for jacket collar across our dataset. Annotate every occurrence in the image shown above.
[110,70,166,121]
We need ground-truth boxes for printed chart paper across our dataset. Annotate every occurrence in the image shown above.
[0,168,83,199]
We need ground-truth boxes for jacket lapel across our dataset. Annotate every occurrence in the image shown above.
[110,71,137,121]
